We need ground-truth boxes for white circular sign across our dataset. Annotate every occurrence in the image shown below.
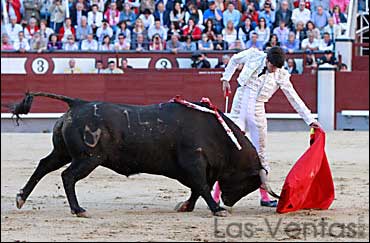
[155,58,172,69]
[32,58,49,74]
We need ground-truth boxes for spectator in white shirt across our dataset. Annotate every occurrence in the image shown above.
[323,17,342,41]
[114,33,130,50]
[221,20,237,46]
[87,4,103,34]
[80,33,98,50]
[301,32,319,51]
[5,16,23,44]
[103,60,124,74]
[89,0,105,12]
[139,8,155,29]
[99,34,114,51]
[148,19,167,41]
[318,32,334,51]
[292,0,311,26]
[39,19,54,42]
[13,31,31,52]
[96,19,113,43]
[63,34,79,51]
[115,21,131,43]
[273,20,290,44]
[90,59,105,74]
[90,0,106,13]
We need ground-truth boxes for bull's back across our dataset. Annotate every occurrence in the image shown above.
[61,101,244,176]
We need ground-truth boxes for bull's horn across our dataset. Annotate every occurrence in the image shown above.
[259,169,280,199]
[265,184,280,199]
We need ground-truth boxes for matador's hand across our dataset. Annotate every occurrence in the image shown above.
[221,80,231,97]
[310,121,322,130]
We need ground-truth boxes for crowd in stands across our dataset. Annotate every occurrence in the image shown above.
[64,58,127,73]
[60,47,347,74]
[1,0,356,55]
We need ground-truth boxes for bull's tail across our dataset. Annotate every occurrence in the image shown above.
[6,92,78,125]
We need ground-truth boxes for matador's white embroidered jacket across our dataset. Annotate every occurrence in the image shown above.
[221,47,316,125]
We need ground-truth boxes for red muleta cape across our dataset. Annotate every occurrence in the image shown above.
[276,128,335,213]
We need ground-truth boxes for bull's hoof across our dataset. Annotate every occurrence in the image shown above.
[224,206,233,214]
[213,209,229,217]
[16,193,25,209]
[71,208,90,218]
[76,211,90,218]
[174,201,193,212]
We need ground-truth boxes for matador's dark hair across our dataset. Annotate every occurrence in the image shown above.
[266,46,285,68]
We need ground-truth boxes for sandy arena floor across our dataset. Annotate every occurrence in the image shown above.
[1,131,369,241]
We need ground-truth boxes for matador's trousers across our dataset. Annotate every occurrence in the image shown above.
[228,86,270,173]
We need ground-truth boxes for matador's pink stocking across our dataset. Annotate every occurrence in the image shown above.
[212,181,221,203]
[260,188,271,202]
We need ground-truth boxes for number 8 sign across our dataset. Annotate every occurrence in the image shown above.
[155,58,172,69]
[32,58,49,74]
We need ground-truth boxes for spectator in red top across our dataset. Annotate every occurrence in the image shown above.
[293,0,310,9]
[242,3,259,25]
[104,1,120,32]
[6,0,22,23]
[182,18,202,41]
[58,18,76,42]
[24,17,39,41]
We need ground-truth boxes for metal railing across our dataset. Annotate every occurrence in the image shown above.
[347,0,369,56]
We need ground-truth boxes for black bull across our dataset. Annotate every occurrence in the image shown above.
[10,92,274,217]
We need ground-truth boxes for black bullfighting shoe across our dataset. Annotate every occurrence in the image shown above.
[260,199,278,207]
